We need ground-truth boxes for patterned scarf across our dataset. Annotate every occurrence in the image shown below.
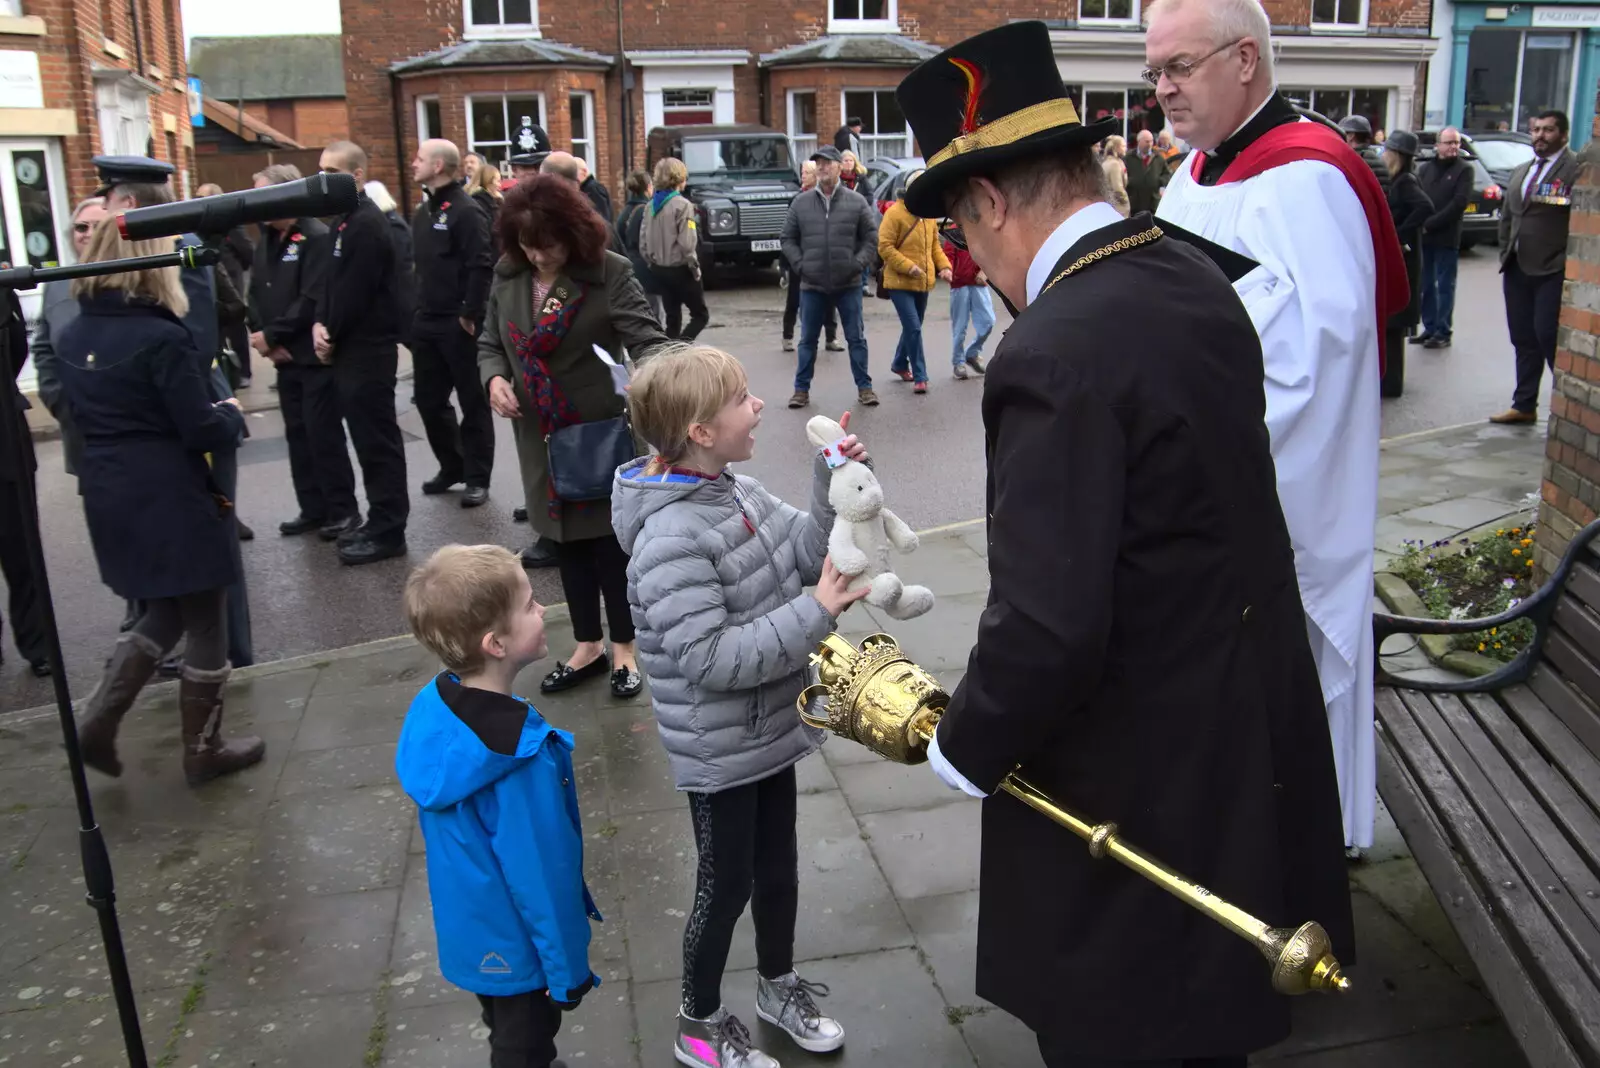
[507,278,587,518]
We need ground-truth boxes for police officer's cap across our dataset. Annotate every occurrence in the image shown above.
[1337,114,1372,136]
[508,151,551,169]
[92,155,175,197]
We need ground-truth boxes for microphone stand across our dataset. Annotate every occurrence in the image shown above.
[0,240,222,1068]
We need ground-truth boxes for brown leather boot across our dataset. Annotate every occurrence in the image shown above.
[179,667,265,787]
[78,633,164,777]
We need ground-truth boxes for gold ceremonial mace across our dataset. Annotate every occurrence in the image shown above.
[796,632,1351,996]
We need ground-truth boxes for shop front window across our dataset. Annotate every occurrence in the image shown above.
[1465,29,1576,133]
[1080,87,1164,140]
[1285,87,1387,130]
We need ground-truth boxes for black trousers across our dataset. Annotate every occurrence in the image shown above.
[681,764,799,1018]
[411,316,495,487]
[278,363,357,521]
[336,345,410,542]
[1035,1045,1246,1068]
[653,265,709,342]
[475,991,562,1068]
[552,534,633,644]
[0,470,47,663]
[783,262,836,341]
[207,441,253,668]
[224,319,252,389]
[1505,255,1564,414]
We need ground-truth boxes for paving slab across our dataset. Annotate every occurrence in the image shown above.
[632,949,977,1068]
[835,755,971,815]
[1395,495,1525,532]
[173,990,379,1066]
[247,784,412,900]
[0,986,184,1068]
[858,798,982,901]
[275,741,399,797]
[382,981,641,1067]
[1255,1020,1525,1065]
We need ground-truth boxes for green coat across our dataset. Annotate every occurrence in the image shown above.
[1125,150,1170,217]
[478,251,669,543]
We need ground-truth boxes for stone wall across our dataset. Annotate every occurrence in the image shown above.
[1534,85,1600,574]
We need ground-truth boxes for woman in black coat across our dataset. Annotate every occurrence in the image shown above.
[1382,131,1434,340]
[55,220,265,788]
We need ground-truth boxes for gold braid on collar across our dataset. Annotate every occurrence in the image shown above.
[1040,225,1163,297]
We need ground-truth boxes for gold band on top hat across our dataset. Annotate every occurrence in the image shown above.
[926,98,1085,168]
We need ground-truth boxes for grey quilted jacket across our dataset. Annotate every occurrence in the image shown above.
[612,455,835,792]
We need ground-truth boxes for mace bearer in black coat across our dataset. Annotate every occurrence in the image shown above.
[894,21,1354,1066]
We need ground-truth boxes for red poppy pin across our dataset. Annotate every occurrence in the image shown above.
[439,201,451,211]
[290,233,305,243]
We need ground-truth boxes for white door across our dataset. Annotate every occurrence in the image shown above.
[3,139,72,386]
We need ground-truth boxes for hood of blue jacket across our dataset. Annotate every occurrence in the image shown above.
[395,673,561,811]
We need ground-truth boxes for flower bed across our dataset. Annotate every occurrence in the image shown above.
[1392,524,1539,664]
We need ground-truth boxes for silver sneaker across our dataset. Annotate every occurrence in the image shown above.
[953,362,970,380]
[756,971,845,1053]
[675,1007,779,1068]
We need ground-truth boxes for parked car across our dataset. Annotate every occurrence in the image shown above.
[1415,135,1504,251]
[1461,131,1535,186]
[645,123,800,275]
[859,156,924,216]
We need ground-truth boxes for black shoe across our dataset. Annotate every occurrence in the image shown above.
[1423,336,1452,349]
[318,515,362,541]
[237,520,255,541]
[610,666,643,698]
[338,536,407,566]
[336,522,370,547]
[541,653,610,694]
[520,538,559,569]
[279,514,326,536]
[512,506,529,523]
[461,485,490,509]
[1408,333,1433,345]
[421,471,463,495]
[28,657,51,678]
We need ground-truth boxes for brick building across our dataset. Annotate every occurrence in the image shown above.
[340,0,1438,207]
[0,0,192,318]
[187,35,349,149]
[1534,85,1600,571]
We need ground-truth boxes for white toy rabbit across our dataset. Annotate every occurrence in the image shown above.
[806,416,935,621]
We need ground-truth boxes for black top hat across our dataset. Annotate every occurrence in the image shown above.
[895,21,1117,219]
[92,154,175,197]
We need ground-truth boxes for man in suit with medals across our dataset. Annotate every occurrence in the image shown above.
[897,21,1354,1067]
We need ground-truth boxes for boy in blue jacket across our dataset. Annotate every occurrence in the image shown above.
[397,544,602,1068]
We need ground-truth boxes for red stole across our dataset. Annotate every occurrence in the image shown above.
[1189,122,1408,376]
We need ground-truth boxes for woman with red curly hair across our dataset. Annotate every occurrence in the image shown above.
[479,174,668,698]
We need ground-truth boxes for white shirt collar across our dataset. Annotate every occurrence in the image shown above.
[1024,201,1128,306]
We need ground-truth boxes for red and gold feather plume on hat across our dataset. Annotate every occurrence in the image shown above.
[948,57,984,135]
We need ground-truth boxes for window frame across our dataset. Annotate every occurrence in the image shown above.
[841,87,912,160]
[464,0,540,41]
[1077,0,1140,27]
[568,90,595,171]
[464,93,548,167]
[827,0,898,35]
[1310,0,1368,32]
[416,95,442,143]
[787,89,818,163]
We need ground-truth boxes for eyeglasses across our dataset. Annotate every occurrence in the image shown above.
[73,222,94,234]
[941,221,967,251]
[1140,38,1244,88]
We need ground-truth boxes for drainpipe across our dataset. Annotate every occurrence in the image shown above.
[125,0,145,74]
[616,0,631,173]
[390,69,409,208]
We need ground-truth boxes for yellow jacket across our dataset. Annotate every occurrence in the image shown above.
[877,202,951,293]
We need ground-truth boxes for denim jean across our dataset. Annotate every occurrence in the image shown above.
[795,288,871,391]
[888,289,930,384]
[1419,245,1459,340]
[950,286,995,366]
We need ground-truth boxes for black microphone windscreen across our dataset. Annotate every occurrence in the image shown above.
[116,173,359,241]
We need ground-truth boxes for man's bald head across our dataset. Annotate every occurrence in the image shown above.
[575,157,590,183]
[322,139,369,179]
[540,151,581,183]
[196,183,223,198]
[412,139,461,190]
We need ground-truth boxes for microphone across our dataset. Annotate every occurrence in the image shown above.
[115,173,360,240]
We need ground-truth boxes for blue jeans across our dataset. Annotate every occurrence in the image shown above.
[795,288,871,391]
[950,286,995,366]
[888,289,929,384]
[1419,245,1459,340]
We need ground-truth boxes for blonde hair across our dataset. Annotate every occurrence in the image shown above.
[464,161,504,200]
[404,544,524,674]
[629,345,747,473]
[70,218,189,316]
[653,157,688,191]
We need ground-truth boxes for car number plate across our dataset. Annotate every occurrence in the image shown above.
[750,239,781,252]
[1464,203,1478,213]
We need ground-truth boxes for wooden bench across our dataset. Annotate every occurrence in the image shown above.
[1374,518,1600,1068]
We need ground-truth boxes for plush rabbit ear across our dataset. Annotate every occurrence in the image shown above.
[805,416,846,449]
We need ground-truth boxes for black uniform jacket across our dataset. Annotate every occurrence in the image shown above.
[411,180,493,322]
[325,196,402,350]
[936,211,1354,1059]
[248,218,329,365]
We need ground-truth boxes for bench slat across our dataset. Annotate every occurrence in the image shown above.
[1378,690,1600,1060]
[1430,693,1600,937]
[1542,630,1600,743]
[1466,692,1600,881]
[1376,713,1586,1068]
[1520,670,1600,813]
[1564,562,1600,621]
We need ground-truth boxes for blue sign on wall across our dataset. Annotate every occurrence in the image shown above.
[187,77,204,127]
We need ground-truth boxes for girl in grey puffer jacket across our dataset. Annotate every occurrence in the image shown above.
[612,344,869,1068]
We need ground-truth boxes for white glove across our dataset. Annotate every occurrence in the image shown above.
[927,728,989,798]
